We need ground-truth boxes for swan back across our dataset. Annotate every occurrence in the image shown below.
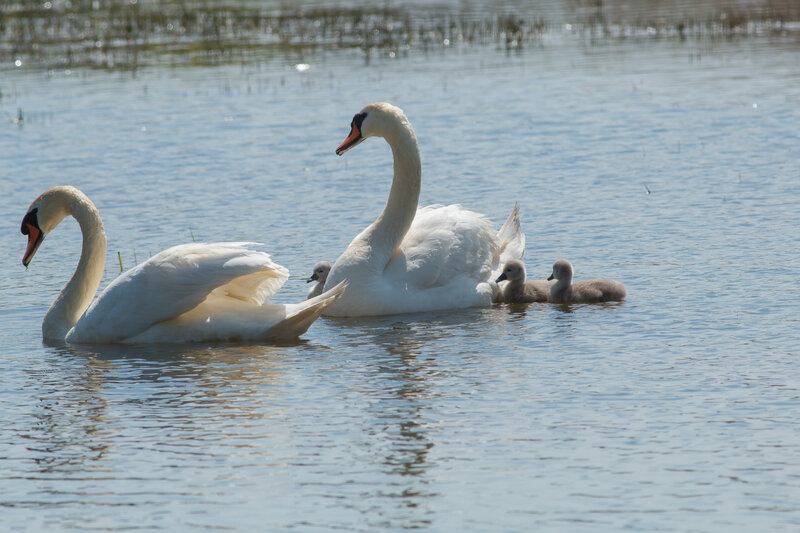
[67,242,289,343]
[325,204,517,316]
[125,281,347,343]
[389,204,498,288]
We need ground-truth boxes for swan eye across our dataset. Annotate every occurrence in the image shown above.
[21,208,39,235]
[353,112,367,130]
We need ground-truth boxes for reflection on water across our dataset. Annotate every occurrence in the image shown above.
[325,313,475,520]
[23,350,113,475]
[12,328,454,529]
[360,331,437,527]
[19,341,290,486]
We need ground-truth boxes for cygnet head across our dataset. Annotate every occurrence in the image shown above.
[335,102,410,155]
[547,259,574,282]
[495,259,526,283]
[307,261,331,284]
[21,186,85,267]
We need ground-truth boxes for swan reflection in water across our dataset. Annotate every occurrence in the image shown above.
[23,340,292,478]
[325,313,459,522]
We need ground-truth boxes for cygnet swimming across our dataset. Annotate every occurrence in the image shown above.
[547,258,626,304]
[494,259,551,303]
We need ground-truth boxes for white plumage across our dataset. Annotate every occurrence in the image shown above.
[323,102,525,316]
[21,186,345,344]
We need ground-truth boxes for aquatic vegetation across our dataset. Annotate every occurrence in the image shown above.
[0,1,540,71]
[566,0,800,41]
[1,0,798,72]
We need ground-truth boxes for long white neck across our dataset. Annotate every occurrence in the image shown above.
[42,197,107,340]
[361,119,421,266]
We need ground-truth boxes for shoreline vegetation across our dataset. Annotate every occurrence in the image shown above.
[2,0,799,72]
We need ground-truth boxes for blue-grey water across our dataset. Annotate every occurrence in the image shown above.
[2,12,800,532]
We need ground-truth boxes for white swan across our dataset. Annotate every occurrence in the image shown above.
[306,261,331,299]
[547,258,626,304]
[495,259,551,303]
[21,186,346,344]
[323,102,525,316]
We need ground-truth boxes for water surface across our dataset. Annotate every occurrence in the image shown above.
[1,5,800,531]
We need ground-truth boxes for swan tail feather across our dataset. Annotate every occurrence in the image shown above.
[268,281,348,338]
[491,203,526,279]
[497,202,521,243]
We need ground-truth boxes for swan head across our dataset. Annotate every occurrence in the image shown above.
[335,102,409,155]
[548,259,573,282]
[306,261,331,284]
[21,186,79,267]
[496,259,526,283]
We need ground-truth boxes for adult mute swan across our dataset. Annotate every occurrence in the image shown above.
[21,186,346,344]
[547,259,626,304]
[495,259,551,303]
[323,102,525,317]
[306,261,331,299]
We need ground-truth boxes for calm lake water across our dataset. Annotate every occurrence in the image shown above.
[2,2,800,530]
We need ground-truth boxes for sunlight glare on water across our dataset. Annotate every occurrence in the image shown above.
[1,3,800,531]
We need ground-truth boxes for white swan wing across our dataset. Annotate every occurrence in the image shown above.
[67,242,288,343]
[387,204,499,289]
[123,281,347,343]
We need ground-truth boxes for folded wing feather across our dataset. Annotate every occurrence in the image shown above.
[68,242,288,343]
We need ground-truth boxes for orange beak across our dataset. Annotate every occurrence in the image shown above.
[22,223,43,267]
[336,122,363,156]
[336,112,368,156]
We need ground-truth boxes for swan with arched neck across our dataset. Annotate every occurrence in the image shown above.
[323,102,525,316]
[21,186,346,343]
